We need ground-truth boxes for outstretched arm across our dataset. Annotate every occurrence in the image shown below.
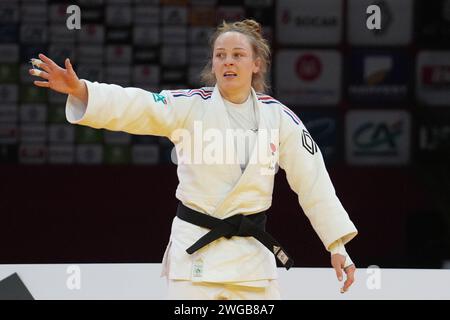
[29,53,194,137]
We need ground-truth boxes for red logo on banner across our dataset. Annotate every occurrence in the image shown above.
[296,54,322,81]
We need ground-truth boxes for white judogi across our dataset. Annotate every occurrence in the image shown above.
[65,80,358,286]
[224,95,259,172]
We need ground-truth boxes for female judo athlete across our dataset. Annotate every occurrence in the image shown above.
[29,19,357,300]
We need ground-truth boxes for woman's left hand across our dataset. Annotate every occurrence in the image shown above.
[331,253,355,293]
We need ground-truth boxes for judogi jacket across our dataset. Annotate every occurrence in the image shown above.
[65,80,358,283]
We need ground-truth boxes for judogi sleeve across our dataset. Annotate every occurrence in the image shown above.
[278,106,358,251]
[65,79,193,137]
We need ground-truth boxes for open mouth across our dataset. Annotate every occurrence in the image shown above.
[223,72,237,78]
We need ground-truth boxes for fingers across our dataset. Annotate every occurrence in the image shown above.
[30,58,43,68]
[29,69,50,80]
[38,53,58,69]
[331,254,345,281]
[33,81,50,88]
[65,58,77,77]
[333,261,344,282]
[65,58,72,71]
[37,62,51,73]
[342,264,356,293]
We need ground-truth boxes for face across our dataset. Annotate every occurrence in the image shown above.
[212,31,261,96]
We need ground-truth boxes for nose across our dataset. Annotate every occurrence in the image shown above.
[224,57,234,66]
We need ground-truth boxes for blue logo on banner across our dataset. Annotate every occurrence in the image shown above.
[347,50,410,103]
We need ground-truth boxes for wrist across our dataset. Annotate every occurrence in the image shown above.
[71,80,88,104]
[71,79,84,96]
[329,239,347,257]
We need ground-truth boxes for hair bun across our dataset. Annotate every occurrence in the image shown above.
[240,19,262,35]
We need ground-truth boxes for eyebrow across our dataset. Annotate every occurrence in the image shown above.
[215,47,247,50]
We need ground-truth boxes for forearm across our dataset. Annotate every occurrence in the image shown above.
[65,80,182,136]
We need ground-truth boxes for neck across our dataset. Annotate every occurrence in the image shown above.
[219,87,251,104]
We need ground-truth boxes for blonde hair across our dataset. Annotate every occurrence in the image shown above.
[200,19,271,93]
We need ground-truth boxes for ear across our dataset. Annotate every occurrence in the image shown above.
[253,57,261,74]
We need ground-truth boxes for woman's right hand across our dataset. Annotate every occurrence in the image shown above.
[29,53,88,104]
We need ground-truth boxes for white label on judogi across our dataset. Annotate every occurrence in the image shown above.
[191,258,204,281]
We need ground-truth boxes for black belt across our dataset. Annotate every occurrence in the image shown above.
[176,202,294,270]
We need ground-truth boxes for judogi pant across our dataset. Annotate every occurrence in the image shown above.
[166,280,281,300]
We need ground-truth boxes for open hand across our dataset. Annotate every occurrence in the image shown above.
[29,53,85,99]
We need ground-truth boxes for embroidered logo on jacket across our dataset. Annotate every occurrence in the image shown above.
[302,129,318,155]
[152,93,167,105]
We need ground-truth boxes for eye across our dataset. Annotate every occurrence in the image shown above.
[215,52,225,58]
[233,53,242,58]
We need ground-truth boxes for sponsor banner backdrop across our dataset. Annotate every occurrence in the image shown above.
[416,51,450,106]
[416,0,450,46]
[299,111,340,163]
[276,50,341,106]
[348,50,411,104]
[346,110,411,165]
[276,0,342,45]
[347,0,413,46]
